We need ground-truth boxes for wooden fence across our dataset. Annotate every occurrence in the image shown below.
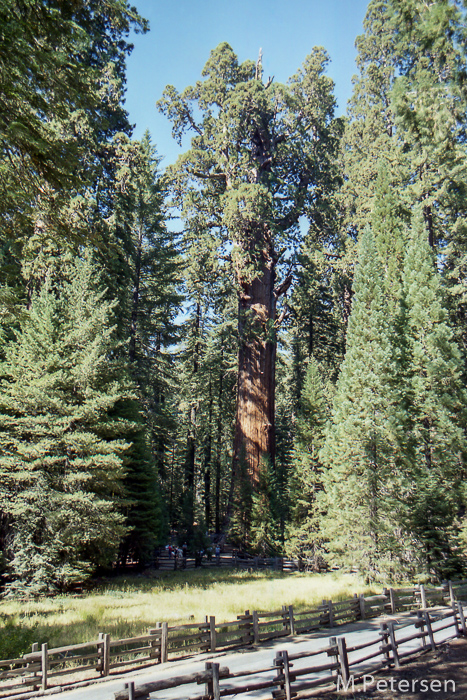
[156,552,300,573]
[2,579,467,698]
[116,603,466,700]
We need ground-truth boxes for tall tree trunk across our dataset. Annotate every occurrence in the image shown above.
[129,225,143,364]
[215,344,224,534]
[423,204,435,249]
[232,240,277,489]
[203,376,213,528]
[184,302,201,539]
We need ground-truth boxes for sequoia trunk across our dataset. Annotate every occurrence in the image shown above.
[232,247,277,489]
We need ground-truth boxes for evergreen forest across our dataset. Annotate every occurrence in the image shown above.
[2,0,467,594]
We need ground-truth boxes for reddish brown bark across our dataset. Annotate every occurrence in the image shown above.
[232,233,277,490]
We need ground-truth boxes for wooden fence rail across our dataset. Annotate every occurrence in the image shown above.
[116,605,465,700]
[1,580,467,698]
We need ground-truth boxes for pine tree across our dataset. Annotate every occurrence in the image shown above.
[250,458,281,556]
[388,0,467,250]
[286,358,329,566]
[319,228,403,580]
[402,211,466,578]
[371,162,408,308]
[110,133,181,564]
[0,256,131,593]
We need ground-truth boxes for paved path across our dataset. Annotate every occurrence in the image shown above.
[35,609,461,700]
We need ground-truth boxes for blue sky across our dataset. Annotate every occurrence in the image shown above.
[124,0,370,168]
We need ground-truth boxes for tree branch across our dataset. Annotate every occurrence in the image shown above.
[191,171,226,181]
[185,109,203,136]
[274,273,293,298]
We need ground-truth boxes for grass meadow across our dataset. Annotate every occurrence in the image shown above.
[0,569,376,659]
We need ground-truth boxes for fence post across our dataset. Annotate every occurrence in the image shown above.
[327,636,339,685]
[420,584,427,609]
[239,609,253,645]
[352,594,359,622]
[389,588,396,614]
[281,605,288,634]
[98,632,104,673]
[379,623,391,668]
[154,622,162,663]
[337,637,350,688]
[148,627,159,662]
[452,603,460,636]
[328,600,334,627]
[41,643,48,691]
[275,650,292,700]
[321,599,328,625]
[457,602,467,635]
[448,581,455,606]
[383,587,390,613]
[416,610,427,649]
[387,621,400,669]
[103,633,110,676]
[359,594,366,620]
[125,682,135,700]
[212,662,221,700]
[423,611,436,651]
[30,642,39,690]
[288,605,295,636]
[209,615,217,652]
[161,622,168,662]
[252,610,260,644]
[205,661,213,698]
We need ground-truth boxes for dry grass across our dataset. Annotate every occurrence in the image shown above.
[0,569,376,655]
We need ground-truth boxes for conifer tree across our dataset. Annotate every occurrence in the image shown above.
[402,212,466,577]
[0,256,130,592]
[250,458,281,556]
[158,43,342,494]
[112,133,181,564]
[286,358,329,565]
[319,228,402,579]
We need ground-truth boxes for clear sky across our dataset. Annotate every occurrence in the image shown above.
[124,0,370,168]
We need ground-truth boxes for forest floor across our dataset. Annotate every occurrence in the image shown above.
[322,637,467,699]
[0,569,373,657]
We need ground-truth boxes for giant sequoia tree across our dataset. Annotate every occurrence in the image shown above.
[158,43,341,492]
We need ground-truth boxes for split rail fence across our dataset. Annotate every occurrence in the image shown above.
[2,579,467,699]
[117,603,467,700]
[156,553,309,573]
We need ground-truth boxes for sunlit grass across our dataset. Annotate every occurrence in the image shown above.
[0,569,376,655]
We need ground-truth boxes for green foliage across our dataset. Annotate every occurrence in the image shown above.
[0,616,40,659]
[0,0,146,192]
[319,228,404,580]
[401,211,467,578]
[0,256,130,593]
[228,449,253,551]
[104,133,180,564]
[250,458,282,556]
[286,358,329,563]
[159,41,343,489]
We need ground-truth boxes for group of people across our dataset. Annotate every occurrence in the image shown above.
[165,542,222,568]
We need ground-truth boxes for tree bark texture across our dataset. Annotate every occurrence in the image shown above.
[233,234,277,489]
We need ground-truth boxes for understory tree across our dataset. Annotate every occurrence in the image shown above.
[402,212,467,578]
[286,358,329,564]
[0,257,131,593]
[319,228,403,580]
